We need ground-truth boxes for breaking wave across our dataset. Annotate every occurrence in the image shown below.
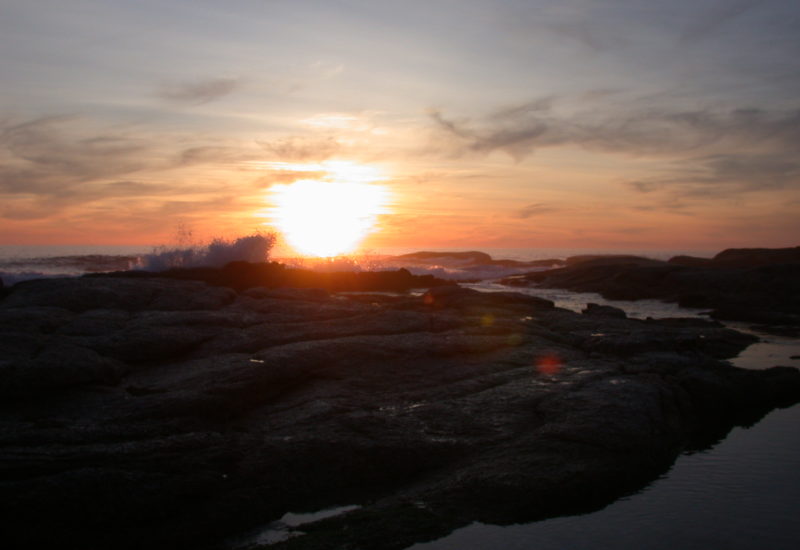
[138,234,276,271]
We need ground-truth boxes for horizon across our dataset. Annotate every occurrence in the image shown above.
[2,1,799,252]
[0,239,748,261]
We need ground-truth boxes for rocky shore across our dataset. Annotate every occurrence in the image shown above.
[500,247,800,331]
[1,273,799,549]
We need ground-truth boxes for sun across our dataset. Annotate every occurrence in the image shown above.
[266,161,390,257]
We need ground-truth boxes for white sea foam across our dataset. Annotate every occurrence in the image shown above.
[137,234,276,271]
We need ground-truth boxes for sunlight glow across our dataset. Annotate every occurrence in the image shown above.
[266,161,390,257]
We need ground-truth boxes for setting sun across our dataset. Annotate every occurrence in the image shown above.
[267,161,390,257]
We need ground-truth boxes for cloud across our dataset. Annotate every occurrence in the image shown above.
[626,181,666,194]
[432,97,800,203]
[253,170,326,188]
[429,106,563,162]
[258,136,341,162]
[178,146,255,166]
[680,0,763,43]
[513,202,558,219]
[157,77,239,104]
[0,116,245,221]
[430,101,800,162]
[624,153,800,198]
[0,116,153,197]
[548,19,627,52]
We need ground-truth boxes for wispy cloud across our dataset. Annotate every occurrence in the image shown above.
[157,77,240,104]
[624,153,800,198]
[0,116,152,197]
[178,146,256,166]
[680,0,763,43]
[431,98,800,203]
[513,202,558,219]
[258,136,342,162]
[430,101,800,161]
[0,116,256,221]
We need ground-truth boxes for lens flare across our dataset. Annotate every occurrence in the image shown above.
[535,353,563,375]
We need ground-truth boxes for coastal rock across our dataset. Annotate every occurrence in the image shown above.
[710,246,800,267]
[582,302,627,318]
[93,261,452,293]
[0,275,797,549]
[1,277,235,312]
[422,285,555,312]
[395,250,565,270]
[500,247,800,327]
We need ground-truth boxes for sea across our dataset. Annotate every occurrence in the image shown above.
[2,243,799,549]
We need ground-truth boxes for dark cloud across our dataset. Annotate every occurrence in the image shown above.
[178,146,254,166]
[548,19,627,52]
[429,105,562,162]
[432,98,800,202]
[626,181,666,194]
[513,202,558,219]
[680,0,763,43]
[624,153,800,199]
[0,117,218,220]
[491,97,556,120]
[430,102,800,162]
[0,117,152,198]
[0,179,188,221]
[258,136,341,161]
[157,77,239,104]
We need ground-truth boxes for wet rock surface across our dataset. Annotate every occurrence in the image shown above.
[1,277,798,549]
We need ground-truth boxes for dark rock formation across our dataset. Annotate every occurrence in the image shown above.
[710,246,800,267]
[91,261,451,293]
[395,250,565,269]
[0,276,797,550]
[565,254,661,266]
[582,302,627,319]
[501,247,800,327]
[669,247,800,268]
[668,255,714,267]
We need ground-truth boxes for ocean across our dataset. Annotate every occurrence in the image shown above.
[2,243,799,549]
[0,243,715,285]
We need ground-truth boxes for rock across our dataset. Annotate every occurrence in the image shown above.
[711,246,800,267]
[565,254,662,266]
[0,276,797,549]
[668,255,714,267]
[501,248,800,328]
[243,286,331,302]
[1,277,235,312]
[582,303,627,318]
[669,247,800,268]
[394,250,565,269]
[0,342,127,396]
[422,285,554,311]
[396,250,494,263]
[94,261,452,293]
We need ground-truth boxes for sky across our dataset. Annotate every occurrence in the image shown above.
[1,0,798,252]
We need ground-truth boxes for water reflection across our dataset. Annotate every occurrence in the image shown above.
[407,406,800,550]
